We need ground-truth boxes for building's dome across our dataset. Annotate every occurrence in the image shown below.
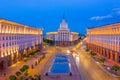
[59,18,69,30]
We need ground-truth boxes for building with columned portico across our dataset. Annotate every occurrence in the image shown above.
[46,16,79,46]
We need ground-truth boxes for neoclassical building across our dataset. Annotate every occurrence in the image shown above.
[86,23,120,64]
[46,17,79,46]
[0,18,43,71]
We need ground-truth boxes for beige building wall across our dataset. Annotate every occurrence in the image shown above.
[86,23,120,64]
[0,19,43,71]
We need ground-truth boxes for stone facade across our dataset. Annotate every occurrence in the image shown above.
[46,17,79,46]
[86,23,120,64]
[0,18,43,71]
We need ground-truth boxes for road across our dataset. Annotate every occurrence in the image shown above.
[1,43,117,80]
[41,43,119,80]
[73,43,118,80]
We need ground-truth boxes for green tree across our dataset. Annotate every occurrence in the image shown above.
[90,51,96,56]
[20,65,29,73]
[9,75,17,80]
[34,74,41,80]
[111,65,120,71]
[98,57,106,63]
[20,67,25,73]
[85,48,89,52]
[28,75,33,80]
[24,71,29,76]
[15,71,21,77]
[29,52,35,56]
[23,65,29,71]
[43,38,54,45]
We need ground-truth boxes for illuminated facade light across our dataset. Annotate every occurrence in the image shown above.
[0,18,43,70]
[8,52,10,55]
[86,23,120,64]
[5,53,7,56]
[46,17,79,46]
[1,54,4,57]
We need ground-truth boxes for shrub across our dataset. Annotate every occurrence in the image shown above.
[98,57,106,63]
[85,48,89,52]
[9,75,17,80]
[19,76,23,80]
[24,71,28,76]
[29,50,40,56]
[20,67,25,73]
[35,61,37,66]
[20,65,29,73]
[29,52,35,55]
[35,50,40,53]
[15,71,21,77]
[90,51,96,56]
[34,74,41,80]
[23,65,29,71]
[111,65,120,71]
[28,75,33,80]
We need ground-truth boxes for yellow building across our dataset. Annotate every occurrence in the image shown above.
[86,23,120,64]
[0,18,43,71]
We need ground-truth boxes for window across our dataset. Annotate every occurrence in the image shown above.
[6,43,8,47]
[6,37,8,40]
[12,42,14,45]
[3,44,5,47]
[3,37,4,40]
[12,36,14,40]
[9,36,11,40]
[9,42,11,46]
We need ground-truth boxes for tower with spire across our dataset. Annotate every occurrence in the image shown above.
[59,15,69,30]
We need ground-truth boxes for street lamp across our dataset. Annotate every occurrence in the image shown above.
[96,61,99,64]
[67,50,70,54]
[76,55,79,60]
[107,67,110,70]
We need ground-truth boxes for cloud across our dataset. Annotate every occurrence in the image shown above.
[113,8,120,15]
[117,11,120,15]
[90,7,120,21]
[90,15,112,20]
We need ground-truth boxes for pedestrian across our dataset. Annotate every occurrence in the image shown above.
[35,61,37,66]
[31,64,34,69]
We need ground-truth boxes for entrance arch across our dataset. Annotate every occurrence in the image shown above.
[7,56,12,66]
[0,60,6,71]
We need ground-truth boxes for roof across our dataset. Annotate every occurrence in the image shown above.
[71,32,78,35]
[87,22,120,30]
[0,18,42,30]
[0,18,24,26]
[46,32,58,35]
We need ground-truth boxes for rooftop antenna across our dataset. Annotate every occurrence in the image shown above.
[63,13,65,19]
[62,12,66,22]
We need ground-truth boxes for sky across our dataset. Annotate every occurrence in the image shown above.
[0,0,120,34]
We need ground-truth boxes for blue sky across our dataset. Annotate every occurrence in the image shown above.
[0,0,120,34]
